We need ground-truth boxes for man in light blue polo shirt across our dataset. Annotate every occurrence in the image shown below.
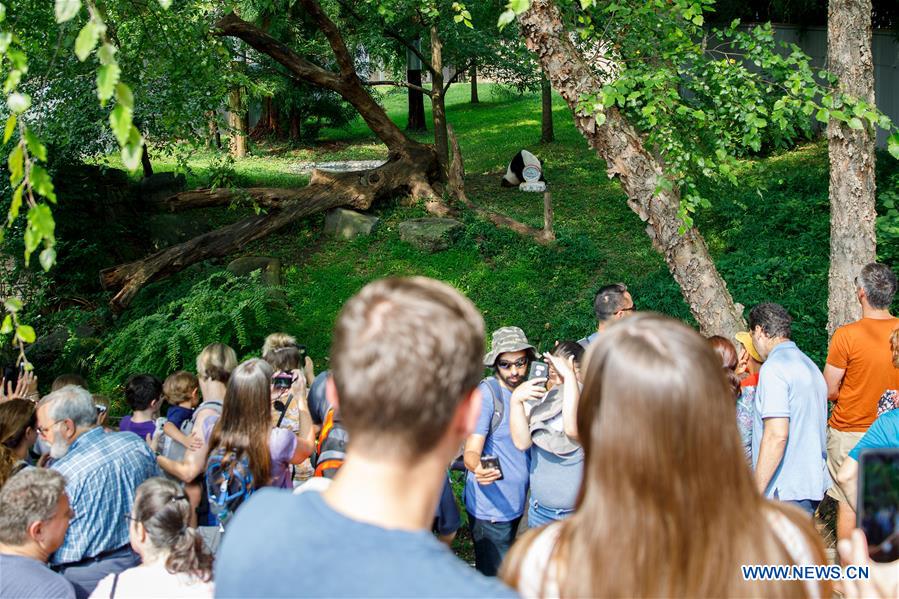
[750,303,830,515]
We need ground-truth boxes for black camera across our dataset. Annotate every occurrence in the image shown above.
[272,372,295,390]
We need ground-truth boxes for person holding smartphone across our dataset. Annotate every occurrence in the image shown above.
[462,327,532,576]
[509,342,585,528]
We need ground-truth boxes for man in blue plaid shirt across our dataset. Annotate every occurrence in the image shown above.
[36,385,158,599]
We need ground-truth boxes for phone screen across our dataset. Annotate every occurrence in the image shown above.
[480,455,504,481]
[858,448,899,563]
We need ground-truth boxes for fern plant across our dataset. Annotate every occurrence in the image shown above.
[87,270,300,411]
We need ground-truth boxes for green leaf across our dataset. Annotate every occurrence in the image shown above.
[121,127,144,171]
[30,165,56,203]
[888,133,899,160]
[4,298,22,313]
[497,9,515,29]
[74,20,99,61]
[830,109,847,121]
[0,3,6,23]
[15,325,35,344]
[98,43,117,65]
[109,104,132,146]
[0,316,12,335]
[692,14,704,26]
[158,0,172,7]
[580,0,595,8]
[96,63,121,105]
[3,114,15,144]
[6,92,30,114]
[0,32,11,53]
[7,144,23,186]
[454,14,463,22]
[508,0,529,14]
[847,117,863,130]
[26,204,55,247]
[3,70,22,95]
[23,128,47,162]
[54,0,81,22]
[8,183,22,223]
[815,108,829,123]
[115,83,134,110]
[39,248,56,272]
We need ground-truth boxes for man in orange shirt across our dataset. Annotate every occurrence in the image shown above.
[823,262,899,540]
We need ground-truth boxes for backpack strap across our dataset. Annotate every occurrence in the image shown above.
[484,377,505,437]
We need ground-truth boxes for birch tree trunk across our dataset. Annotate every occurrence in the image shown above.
[519,0,745,337]
[826,0,877,336]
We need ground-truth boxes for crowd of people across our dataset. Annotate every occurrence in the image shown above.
[0,263,897,598]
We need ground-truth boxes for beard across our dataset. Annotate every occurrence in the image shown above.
[49,436,71,460]
[497,369,525,389]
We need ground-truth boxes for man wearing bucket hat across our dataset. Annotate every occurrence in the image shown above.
[462,326,532,576]
[734,331,764,461]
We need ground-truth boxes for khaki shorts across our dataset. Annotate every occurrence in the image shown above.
[826,427,865,503]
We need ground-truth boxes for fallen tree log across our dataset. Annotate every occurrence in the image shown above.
[101,147,442,310]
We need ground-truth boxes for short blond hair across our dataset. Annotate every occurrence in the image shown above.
[163,371,199,405]
[196,344,237,383]
[261,333,297,357]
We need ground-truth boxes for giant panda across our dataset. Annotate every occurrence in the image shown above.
[501,150,545,187]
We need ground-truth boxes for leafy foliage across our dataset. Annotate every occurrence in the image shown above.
[87,270,301,401]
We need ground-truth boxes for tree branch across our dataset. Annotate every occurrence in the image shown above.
[444,60,473,93]
[364,80,432,96]
[215,13,343,92]
[298,0,358,79]
[333,0,435,74]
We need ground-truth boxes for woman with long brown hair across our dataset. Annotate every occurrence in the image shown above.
[0,400,37,488]
[205,359,312,525]
[501,314,829,598]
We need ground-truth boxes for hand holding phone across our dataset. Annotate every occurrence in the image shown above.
[479,455,504,482]
[528,361,549,381]
[857,449,899,563]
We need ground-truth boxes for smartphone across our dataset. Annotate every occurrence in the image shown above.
[480,455,504,481]
[857,448,899,563]
[528,361,548,381]
[272,372,294,390]
[2,364,22,388]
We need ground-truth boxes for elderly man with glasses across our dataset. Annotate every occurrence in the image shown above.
[462,326,533,576]
[35,385,158,599]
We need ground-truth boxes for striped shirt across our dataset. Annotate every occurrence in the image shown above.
[50,427,158,565]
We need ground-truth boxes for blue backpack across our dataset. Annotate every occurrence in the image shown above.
[205,449,255,527]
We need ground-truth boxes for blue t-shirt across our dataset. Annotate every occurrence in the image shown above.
[0,554,75,599]
[165,405,194,429]
[849,409,899,461]
[215,489,515,598]
[751,341,830,501]
[463,379,529,521]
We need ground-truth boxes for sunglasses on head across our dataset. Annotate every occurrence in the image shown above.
[496,358,527,370]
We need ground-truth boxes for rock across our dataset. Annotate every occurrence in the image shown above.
[226,256,282,286]
[324,208,380,239]
[146,214,214,250]
[398,218,464,252]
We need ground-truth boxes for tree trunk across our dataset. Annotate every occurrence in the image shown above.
[207,112,222,149]
[470,63,479,104]
[430,26,449,178]
[140,145,153,178]
[101,148,441,310]
[228,86,247,158]
[406,69,427,132]
[289,108,301,140]
[541,70,554,143]
[826,0,877,336]
[518,0,745,338]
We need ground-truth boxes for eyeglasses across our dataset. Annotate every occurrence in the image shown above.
[496,358,527,370]
[36,420,64,437]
